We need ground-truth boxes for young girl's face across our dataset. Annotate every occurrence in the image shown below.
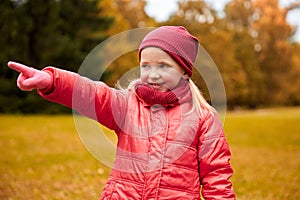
[140,47,188,92]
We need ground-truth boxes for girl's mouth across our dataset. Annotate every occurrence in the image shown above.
[149,83,163,90]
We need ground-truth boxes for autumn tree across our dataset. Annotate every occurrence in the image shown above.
[251,0,295,105]
[288,42,300,105]
[279,2,300,105]
[225,0,300,106]
[0,0,113,113]
[225,0,264,108]
[96,0,157,86]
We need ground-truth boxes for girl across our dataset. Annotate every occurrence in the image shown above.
[8,26,235,199]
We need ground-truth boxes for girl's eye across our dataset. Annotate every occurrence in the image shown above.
[141,64,150,69]
[159,64,170,69]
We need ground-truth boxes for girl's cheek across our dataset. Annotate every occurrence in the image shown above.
[140,74,147,82]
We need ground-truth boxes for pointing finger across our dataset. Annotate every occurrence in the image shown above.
[7,61,33,74]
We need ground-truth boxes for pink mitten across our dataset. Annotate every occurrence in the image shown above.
[7,61,52,91]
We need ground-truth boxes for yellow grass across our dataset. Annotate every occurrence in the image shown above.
[0,107,299,199]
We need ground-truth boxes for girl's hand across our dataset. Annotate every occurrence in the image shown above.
[7,61,52,91]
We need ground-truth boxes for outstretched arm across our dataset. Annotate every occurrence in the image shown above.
[7,61,52,91]
[8,61,127,130]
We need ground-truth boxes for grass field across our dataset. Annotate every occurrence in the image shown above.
[0,107,300,199]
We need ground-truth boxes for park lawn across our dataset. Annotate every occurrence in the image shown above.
[224,107,300,200]
[0,115,111,199]
[0,107,300,199]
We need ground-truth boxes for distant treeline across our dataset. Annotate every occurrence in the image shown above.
[1,0,300,113]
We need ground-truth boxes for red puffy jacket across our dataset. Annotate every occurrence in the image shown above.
[38,67,235,200]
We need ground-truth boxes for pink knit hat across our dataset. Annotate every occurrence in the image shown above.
[138,26,199,77]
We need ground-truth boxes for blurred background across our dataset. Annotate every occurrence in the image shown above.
[1,1,300,200]
[1,0,300,113]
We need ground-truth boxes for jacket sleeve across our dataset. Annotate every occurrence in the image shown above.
[37,67,127,131]
[198,109,235,200]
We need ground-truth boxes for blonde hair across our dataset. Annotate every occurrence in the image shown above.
[188,79,212,116]
[117,78,212,116]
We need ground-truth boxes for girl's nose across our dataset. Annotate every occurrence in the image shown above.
[148,68,160,79]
